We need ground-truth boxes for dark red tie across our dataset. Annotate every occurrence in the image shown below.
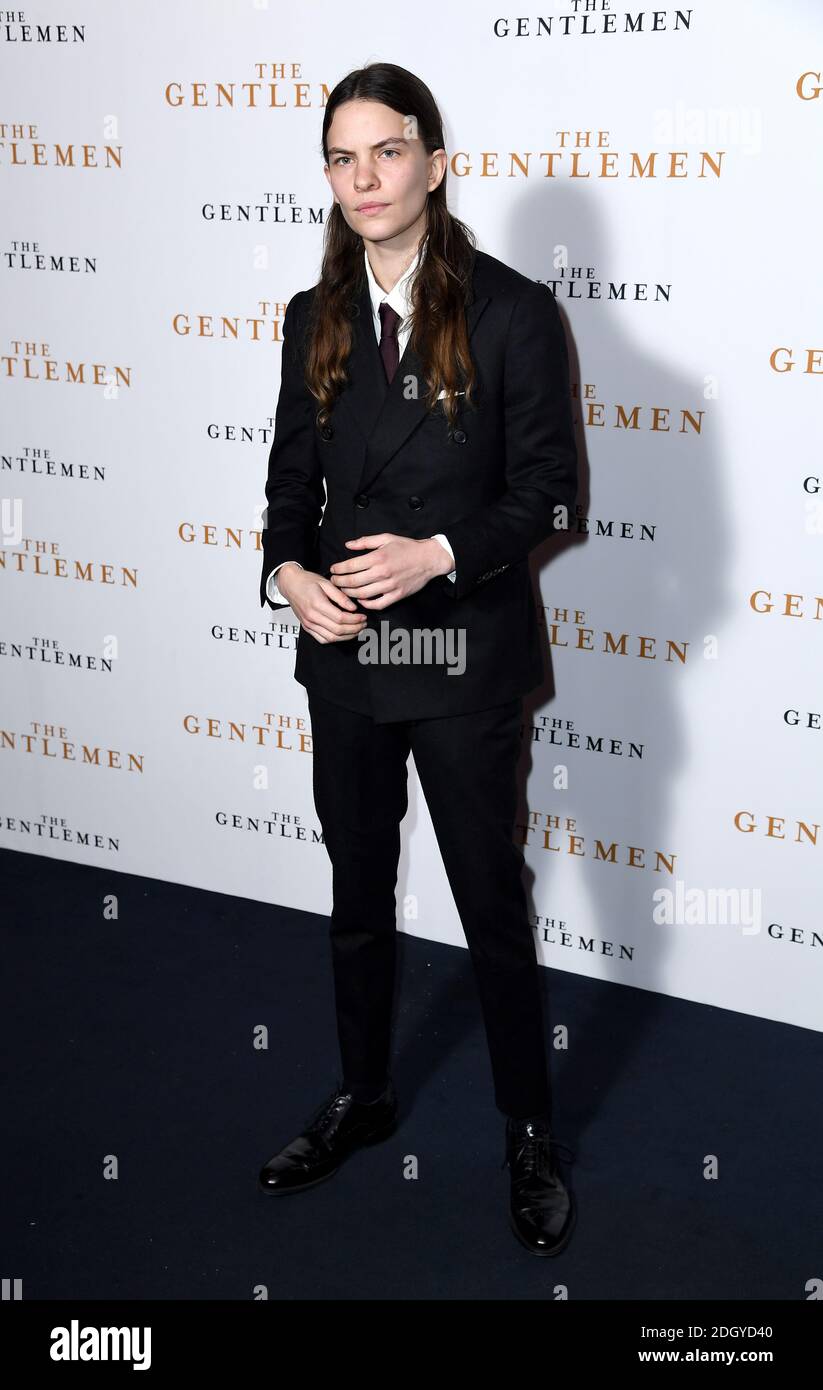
[378,302,402,384]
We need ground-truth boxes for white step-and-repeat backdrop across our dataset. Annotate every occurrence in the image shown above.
[3,1,821,1030]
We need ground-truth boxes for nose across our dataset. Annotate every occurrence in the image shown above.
[354,161,379,191]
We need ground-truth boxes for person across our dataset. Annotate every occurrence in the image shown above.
[256,62,578,1256]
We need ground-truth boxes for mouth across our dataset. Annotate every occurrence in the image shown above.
[356,202,390,214]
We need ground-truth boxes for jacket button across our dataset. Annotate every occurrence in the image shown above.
[319,424,333,440]
[407,495,424,510]
[452,429,467,444]
[354,493,370,508]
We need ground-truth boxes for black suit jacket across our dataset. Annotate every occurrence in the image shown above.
[258,247,578,723]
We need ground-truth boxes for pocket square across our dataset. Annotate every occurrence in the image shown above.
[436,388,466,400]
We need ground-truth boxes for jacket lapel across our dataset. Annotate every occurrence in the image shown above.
[337,256,490,496]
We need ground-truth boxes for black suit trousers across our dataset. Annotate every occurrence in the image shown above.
[307,688,552,1121]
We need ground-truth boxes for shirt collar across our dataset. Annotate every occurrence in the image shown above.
[363,241,423,330]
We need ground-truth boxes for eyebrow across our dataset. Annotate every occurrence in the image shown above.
[327,136,409,156]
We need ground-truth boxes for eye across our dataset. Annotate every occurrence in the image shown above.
[332,148,401,166]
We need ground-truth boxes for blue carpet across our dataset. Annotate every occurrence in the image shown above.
[2,846,820,1300]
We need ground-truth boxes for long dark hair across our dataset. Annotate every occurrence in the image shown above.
[306,62,478,432]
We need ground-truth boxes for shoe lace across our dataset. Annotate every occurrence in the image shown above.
[303,1089,351,1141]
[501,1126,575,1175]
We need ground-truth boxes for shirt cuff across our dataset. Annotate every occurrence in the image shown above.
[432,533,456,582]
[266,561,302,605]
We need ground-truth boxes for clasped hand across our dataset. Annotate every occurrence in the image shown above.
[277,534,452,646]
[330,533,451,606]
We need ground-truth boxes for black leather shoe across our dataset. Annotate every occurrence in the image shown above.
[258,1080,398,1195]
[502,1116,576,1255]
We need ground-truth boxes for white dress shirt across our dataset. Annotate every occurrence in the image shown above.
[265,242,456,605]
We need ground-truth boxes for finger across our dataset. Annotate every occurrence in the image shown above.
[310,605,367,630]
[330,565,388,588]
[358,590,403,609]
[334,576,393,599]
[343,533,391,548]
[316,577,361,612]
[305,618,364,642]
[306,599,368,629]
[330,555,378,577]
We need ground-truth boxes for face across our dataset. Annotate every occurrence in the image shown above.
[324,98,446,252]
